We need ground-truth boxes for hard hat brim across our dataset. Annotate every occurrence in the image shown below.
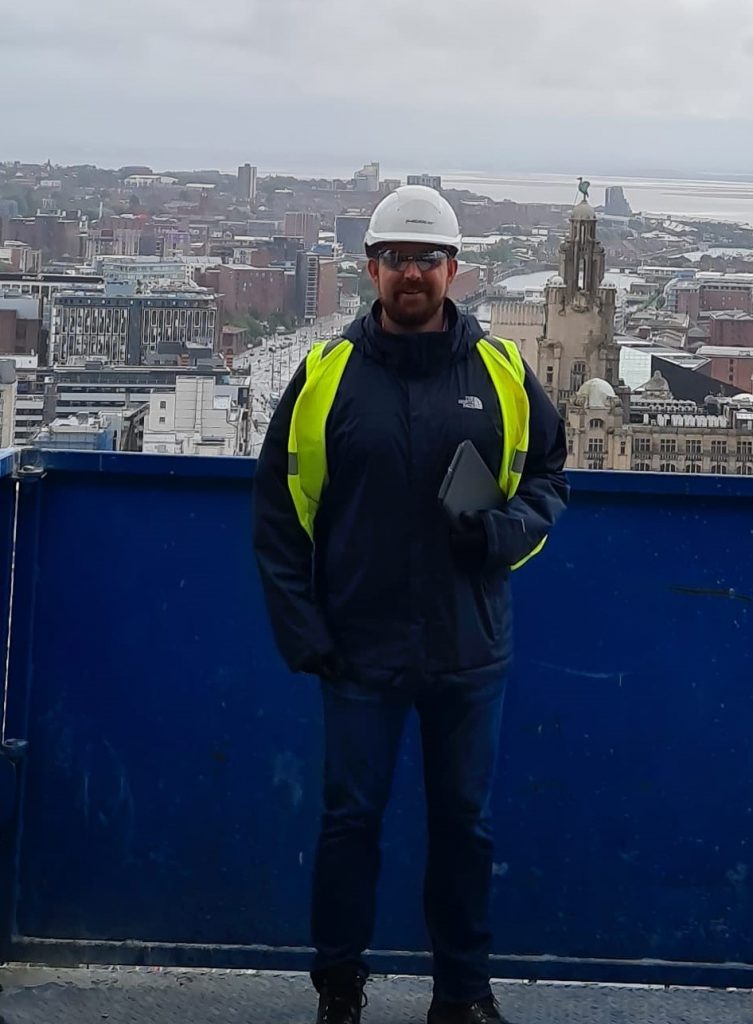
[364,230,462,253]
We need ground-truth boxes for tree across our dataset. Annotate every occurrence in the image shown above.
[462,240,515,265]
[268,311,298,332]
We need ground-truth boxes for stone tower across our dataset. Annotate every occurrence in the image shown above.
[538,195,619,410]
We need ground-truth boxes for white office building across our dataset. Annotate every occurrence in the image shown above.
[142,376,251,456]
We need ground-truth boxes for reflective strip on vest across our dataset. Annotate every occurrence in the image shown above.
[287,334,546,568]
[476,336,547,569]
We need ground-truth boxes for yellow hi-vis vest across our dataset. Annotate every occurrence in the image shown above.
[287,335,546,570]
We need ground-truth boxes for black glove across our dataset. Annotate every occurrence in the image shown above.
[449,511,488,572]
[296,651,345,682]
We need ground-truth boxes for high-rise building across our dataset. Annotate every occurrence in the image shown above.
[296,252,337,320]
[353,162,380,193]
[237,164,257,203]
[604,186,632,217]
[539,197,618,410]
[335,215,371,255]
[50,291,217,366]
[283,212,320,249]
[407,173,442,190]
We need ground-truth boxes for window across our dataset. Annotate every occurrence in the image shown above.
[659,463,677,473]
[686,439,701,457]
[546,366,554,386]
[620,441,627,456]
[158,416,166,424]
[587,438,604,455]
[737,440,753,459]
[685,463,702,474]
[589,418,604,429]
[634,437,651,454]
[160,400,167,410]
[711,440,727,457]
[571,361,587,392]
[711,463,728,475]
[659,438,677,454]
[736,464,753,475]
[633,461,651,472]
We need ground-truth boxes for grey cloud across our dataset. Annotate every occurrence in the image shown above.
[4,0,753,174]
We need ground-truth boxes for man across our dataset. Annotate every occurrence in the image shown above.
[253,185,569,1024]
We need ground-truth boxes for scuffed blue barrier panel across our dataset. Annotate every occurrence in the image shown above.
[496,478,753,964]
[5,454,753,977]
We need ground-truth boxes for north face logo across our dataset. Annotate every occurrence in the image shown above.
[458,395,483,410]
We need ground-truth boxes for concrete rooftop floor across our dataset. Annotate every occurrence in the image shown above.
[0,965,752,1024]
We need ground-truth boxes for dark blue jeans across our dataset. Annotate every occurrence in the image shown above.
[311,672,506,1003]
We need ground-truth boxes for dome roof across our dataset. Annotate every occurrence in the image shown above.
[546,273,564,287]
[577,378,617,409]
[571,199,597,222]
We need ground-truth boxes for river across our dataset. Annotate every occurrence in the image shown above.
[440,172,753,226]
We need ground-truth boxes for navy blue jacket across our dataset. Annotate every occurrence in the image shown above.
[253,300,569,684]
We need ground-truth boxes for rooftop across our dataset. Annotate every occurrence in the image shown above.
[1,967,751,1024]
[697,345,753,358]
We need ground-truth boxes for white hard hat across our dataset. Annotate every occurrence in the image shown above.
[364,185,461,254]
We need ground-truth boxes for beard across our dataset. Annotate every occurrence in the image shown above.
[380,287,446,329]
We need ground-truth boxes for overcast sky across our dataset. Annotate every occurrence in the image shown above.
[4,0,753,177]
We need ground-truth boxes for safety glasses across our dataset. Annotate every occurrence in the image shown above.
[376,250,450,272]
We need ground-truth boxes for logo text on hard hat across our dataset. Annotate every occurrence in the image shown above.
[405,219,434,225]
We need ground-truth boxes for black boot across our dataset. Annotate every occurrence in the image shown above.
[427,994,514,1024]
[314,967,367,1024]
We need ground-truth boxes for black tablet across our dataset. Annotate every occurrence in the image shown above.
[438,440,505,522]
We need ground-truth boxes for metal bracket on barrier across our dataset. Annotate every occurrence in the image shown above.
[14,448,46,481]
[0,741,26,830]
[1,740,28,765]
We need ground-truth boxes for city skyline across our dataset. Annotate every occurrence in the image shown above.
[4,0,753,176]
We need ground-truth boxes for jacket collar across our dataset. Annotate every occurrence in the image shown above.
[345,299,482,377]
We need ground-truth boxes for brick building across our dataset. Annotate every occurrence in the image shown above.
[449,263,482,303]
[206,265,288,320]
[283,212,320,249]
[708,312,753,348]
[696,346,753,391]
[674,274,753,321]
